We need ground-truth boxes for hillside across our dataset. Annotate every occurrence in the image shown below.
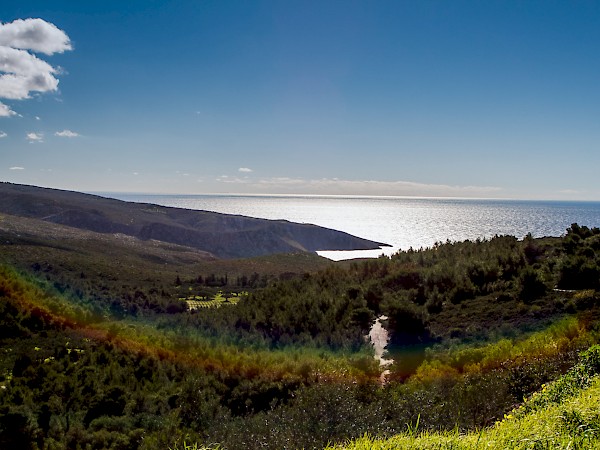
[0,183,387,259]
[1,220,599,449]
[0,212,335,318]
[328,345,600,449]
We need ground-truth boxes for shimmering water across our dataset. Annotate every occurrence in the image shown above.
[107,194,600,260]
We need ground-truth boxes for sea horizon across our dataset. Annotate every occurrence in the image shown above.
[92,190,600,204]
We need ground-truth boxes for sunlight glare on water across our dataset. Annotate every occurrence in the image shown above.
[108,194,600,261]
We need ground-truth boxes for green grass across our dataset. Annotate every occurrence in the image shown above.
[329,346,600,450]
[413,315,592,382]
[183,291,248,310]
[169,442,221,450]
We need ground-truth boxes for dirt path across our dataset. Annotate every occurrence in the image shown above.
[369,315,393,383]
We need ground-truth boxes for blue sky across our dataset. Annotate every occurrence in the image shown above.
[1,1,599,199]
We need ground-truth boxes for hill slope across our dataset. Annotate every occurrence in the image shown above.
[327,345,600,450]
[0,183,387,258]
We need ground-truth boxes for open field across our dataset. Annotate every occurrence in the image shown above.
[184,291,248,310]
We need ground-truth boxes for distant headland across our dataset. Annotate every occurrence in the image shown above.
[0,182,389,259]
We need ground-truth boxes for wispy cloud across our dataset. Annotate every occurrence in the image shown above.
[0,18,72,117]
[217,175,246,184]
[558,189,584,196]
[26,132,43,142]
[0,131,6,138]
[55,129,79,137]
[238,167,253,173]
[0,102,16,117]
[216,175,502,198]
[9,166,24,170]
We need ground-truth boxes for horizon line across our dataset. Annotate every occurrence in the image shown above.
[91,190,600,203]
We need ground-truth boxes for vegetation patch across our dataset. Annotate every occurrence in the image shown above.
[329,345,600,450]
[183,291,248,310]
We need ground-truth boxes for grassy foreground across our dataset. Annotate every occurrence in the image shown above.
[327,345,600,450]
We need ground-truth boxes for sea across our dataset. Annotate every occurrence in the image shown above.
[106,194,600,261]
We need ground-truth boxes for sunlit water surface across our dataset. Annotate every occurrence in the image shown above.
[107,194,600,261]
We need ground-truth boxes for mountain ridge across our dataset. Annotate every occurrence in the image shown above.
[0,182,388,258]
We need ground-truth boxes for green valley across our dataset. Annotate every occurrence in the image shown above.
[1,193,600,449]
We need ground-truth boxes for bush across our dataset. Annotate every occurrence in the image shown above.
[519,267,547,302]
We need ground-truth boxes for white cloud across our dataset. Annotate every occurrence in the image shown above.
[55,129,79,137]
[26,131,43,142]
[0,18,71,55]
[238,167,253,173]
[0,46,59,99]
[9,166,24,170]
[0,131,6,138]
[0,18,72,116]
[0,102,16,116]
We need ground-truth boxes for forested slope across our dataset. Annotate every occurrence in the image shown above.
[1,223,599,449]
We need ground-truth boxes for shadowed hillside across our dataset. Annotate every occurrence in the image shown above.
[0,183,387,258]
